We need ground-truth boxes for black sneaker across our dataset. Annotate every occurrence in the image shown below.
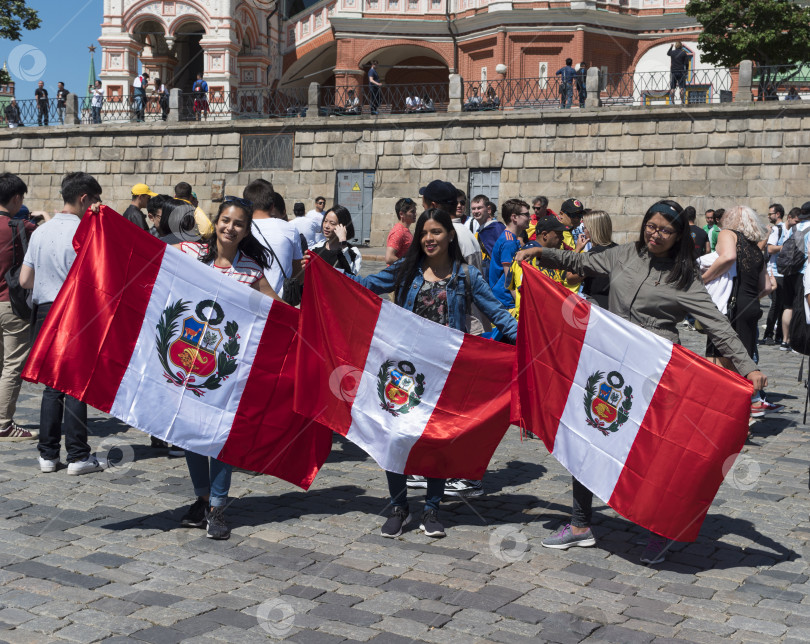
[762,337,775,346]
[780,342,791,351]
[150,436,168,449]
[205,506,231,540]
[381,506,410,538]
[406,475,427,489]
[180,497,207,528]
[420,508,445,538]
[444,478,485,497]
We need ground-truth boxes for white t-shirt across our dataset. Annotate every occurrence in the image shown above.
[23,213,81,305]
[303,211,326,246]
[452,220,482,270]
[91,88,104,107]
[252,218,303,295]
[767,223,789,277]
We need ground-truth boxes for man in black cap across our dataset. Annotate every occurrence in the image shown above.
[507,215,570,318]
[555,198,586,293]
[419,180,481,269]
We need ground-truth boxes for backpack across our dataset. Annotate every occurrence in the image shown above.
[789,277,810,356]
[4,219,32,320]
[776,226,810,275]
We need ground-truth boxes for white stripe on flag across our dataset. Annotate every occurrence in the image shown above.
[552,304,673,503]
[346,298,463,473]
[109,247,273,457]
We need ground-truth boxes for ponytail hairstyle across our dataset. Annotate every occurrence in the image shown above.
[199,200,270,270]
[636,199,696,291]
[393,208,465,305]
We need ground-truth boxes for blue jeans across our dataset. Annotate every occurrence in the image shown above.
[185,452,232,507]
[561,82,573,109]
[134,94,144,121]
[91,106,101,124]
[386,471,444,512]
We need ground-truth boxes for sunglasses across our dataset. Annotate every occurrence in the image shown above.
[224,195,252,207]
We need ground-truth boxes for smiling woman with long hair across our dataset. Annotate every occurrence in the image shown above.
[338,208,517,539]
[172,198,280,541]
[515,199,767,566]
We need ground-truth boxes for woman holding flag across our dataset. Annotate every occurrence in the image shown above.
[339,208,517,538]
[174,197,281,540]
[515,199,766,565]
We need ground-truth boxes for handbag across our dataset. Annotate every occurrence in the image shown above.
[4,219,32,320]
[253,225,303,307]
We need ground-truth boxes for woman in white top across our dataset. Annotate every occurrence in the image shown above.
[310,205,362,275]
[173,198,280,540]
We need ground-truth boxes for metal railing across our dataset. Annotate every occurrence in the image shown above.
[178,87,309,120]
[1,97,63,127]
[76,94,167,124]
[319,84,449,116]
[462,77,579,111]
[600,68,735,106]
[752,65,809,102]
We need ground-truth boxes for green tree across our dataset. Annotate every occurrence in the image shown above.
[0,0,40,42]
[686,0,810,67]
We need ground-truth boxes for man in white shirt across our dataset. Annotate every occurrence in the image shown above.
[405,95,421,112]
[763,204,788,345]
[243,180,302,299]
[132,72,149,122]
[20,172,105,476]
[305,196,327,246]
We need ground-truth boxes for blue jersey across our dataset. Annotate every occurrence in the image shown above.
[488,229,521,308]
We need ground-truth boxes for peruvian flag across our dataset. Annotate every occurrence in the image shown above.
[513,265,752,541]
[294,255,515,479]
[23,207,332,489]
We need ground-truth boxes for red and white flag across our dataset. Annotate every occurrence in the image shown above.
[294,255,514,479]
[23,207,332,489]
[513,265,752,541]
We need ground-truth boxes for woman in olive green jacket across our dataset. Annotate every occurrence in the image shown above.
[515,200,767,565]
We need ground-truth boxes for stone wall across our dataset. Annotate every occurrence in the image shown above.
[1,102,808,245]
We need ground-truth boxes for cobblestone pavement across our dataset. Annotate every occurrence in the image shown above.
[0,260,807,643]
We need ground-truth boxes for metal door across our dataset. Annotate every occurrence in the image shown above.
[335,170,374,245]
[468,169,501,210]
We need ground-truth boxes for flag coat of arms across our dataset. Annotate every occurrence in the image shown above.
[513,265,753,542]
[294,255,515,480]
[23,207,332,489]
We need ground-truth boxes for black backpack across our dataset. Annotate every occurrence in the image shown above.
[776,226,810,276]
[4,219,32,320]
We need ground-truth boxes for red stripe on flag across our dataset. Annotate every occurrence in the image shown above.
[217,303,333,490]
[609,344,752,542]
[294,254,381,434]
[403,334,514,479]
[22,207,165,412]
[513,265,589,450]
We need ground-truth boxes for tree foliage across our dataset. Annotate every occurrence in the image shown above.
[685,0,810,67]
[0,1,40,42]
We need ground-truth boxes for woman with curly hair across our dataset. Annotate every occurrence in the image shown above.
[173,198,281,540]
[701,205,774,416]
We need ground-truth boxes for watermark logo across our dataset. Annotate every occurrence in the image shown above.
[489,525,529,563]
[9,44,47,82]
[722,453,760,491]
[96,437,135,477]
[401,129,441,170]
[256,598,295,637]
[561,292,591,331]
[328,365,363,402]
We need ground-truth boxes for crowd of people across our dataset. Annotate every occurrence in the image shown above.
[0,169,797,563]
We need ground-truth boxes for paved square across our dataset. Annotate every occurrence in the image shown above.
[0,265,806,643]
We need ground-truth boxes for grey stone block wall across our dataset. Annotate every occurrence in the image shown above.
[1,102,808,246]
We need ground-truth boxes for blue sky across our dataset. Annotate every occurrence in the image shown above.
[0,0,102,100]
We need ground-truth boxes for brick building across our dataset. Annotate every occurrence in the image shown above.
[99,0,717,101]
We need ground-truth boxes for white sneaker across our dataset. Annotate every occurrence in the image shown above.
[67,454,105,476]
[38,456,61,473]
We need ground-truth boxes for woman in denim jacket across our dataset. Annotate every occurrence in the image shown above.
[348,208,516,539]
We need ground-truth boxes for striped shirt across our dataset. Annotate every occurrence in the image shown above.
[178,242,263,286]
